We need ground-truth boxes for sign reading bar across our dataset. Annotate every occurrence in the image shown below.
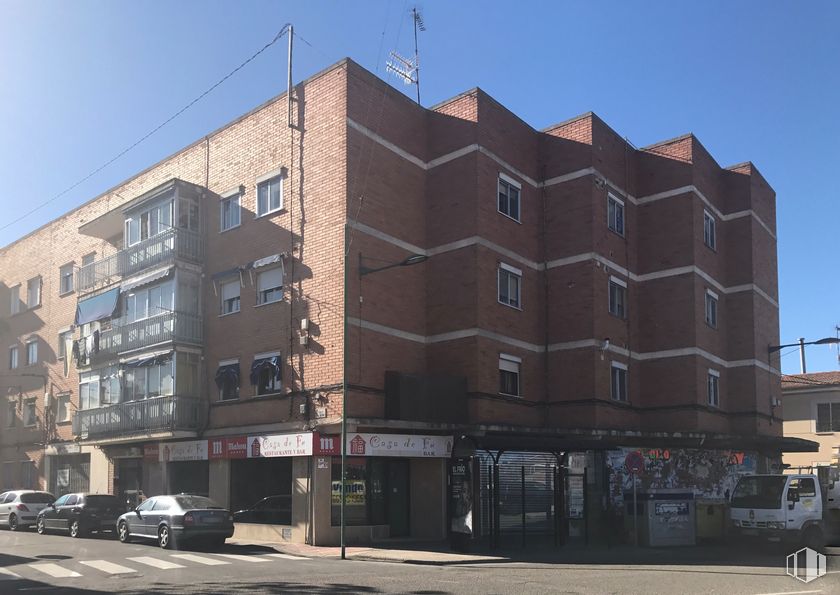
[159,440,208,462]
[347,433,453,458]
[248,432,313,458]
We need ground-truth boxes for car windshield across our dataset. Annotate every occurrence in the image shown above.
[731,476,788,509]
[85,495,120,506]
[175,495,224,510]
[20,492,54,504]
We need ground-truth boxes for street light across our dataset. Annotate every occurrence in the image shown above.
[768,337,840,374]
[340,247,427,560]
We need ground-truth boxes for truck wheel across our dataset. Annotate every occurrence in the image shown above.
[803,526,824,551]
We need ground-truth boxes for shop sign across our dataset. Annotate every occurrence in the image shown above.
[108,445,142,459]
[347,433,453,458]
[247,432,313,458]
[143,444,159,461]
[159,440,208,462]
[331,480,366,505]
[44,443,81,456]
[208,437,248,460]
[313,433,341,455]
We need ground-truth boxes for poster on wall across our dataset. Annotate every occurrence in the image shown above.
[450,458,473,535]
[331,480,366,505]
[567,475,585,519]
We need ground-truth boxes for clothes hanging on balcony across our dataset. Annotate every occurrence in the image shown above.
[214,363,241,389]
[85,334,95,358]
[93,330,100,354]
[75,287,120,325]
[64,336,75,378]
[249,356,281,385]
[71,340,79,364]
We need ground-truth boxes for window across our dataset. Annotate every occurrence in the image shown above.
[497,173,521,221]
[499,354,521,396]
[9,346,18,370]
[707,369,720,407]
[608,193,625,236]
[217,360,240,401]
[25,339,38,366]
[257,175,283,216]
[178,198,200,232]
[23,399,36,427]
[608,276,627,318]
[816,402,840,433]
[220,192,241,231]
[257,268,283,305]
[125,281,174,323]
[498,263,522,309]
[56,394,70,423]
[703,210,716,250]
[20,461,36,490]
[122,359,172,402]
[611,362,628,402]
[58,330,73,360]
[27,277,41,308]
[252,353,282,396]
[6,401,15,428]
[59,264,74,295]
[82,253,96,267]
[705,289,718,328]
[9,285,20,315]
[220,280,241,315]
[789,477,817,498]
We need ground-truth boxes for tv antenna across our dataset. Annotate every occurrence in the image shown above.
[386,7,426,104]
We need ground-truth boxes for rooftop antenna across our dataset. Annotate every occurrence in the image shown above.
[386,7,425,104]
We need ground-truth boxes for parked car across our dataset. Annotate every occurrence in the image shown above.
[116,494,234,549]
[36,493,123,538]
[233,495,291,525]
[0,490,55,531]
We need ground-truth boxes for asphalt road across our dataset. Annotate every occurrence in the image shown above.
[1,526,839,594]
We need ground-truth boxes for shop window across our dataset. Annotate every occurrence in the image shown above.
[229,457,293,522]
[330,457,387,526]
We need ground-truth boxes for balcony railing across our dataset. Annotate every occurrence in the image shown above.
[95,311,202,359]
[72,395,203,441]
[76,228,203,293]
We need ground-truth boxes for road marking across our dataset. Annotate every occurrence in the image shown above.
[0,568,21,580]
[28,563,81,578]
[79,560,137,575]
[754,591,824,595]
[127,556,185,570]
[214,553,270,563]
[170,554,230,566]
[264,553,310,561]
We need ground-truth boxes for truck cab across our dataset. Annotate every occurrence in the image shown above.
[729,474,824,548]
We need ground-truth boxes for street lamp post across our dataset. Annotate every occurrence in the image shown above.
[768,337,840,374]
[340,244,427,560]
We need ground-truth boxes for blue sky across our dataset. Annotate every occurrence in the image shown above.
[1,1,838,373]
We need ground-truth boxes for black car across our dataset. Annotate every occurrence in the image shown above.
[36,493,123,538]
[116,494,234,549]
[233,495,291,525]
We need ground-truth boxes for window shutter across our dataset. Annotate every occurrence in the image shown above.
[221,281,240,301]
[258,268,283,292]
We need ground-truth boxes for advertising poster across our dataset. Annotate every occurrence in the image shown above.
[450,458,473,535]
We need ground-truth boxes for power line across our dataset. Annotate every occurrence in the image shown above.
[0,24,291,235]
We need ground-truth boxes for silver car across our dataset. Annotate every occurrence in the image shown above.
[0,490,55,531]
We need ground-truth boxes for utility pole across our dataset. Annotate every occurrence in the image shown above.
[287,24,294,128]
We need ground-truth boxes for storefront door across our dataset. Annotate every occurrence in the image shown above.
[387,460,410,537]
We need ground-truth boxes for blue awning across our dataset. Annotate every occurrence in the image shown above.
[75,288,120,326]
[250,356,281,385]
[215,363,241,389]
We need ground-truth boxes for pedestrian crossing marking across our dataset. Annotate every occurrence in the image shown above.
[264,553,310,561]
[28,563,81,578]
[0,568,21,580]
[127,556,185,570]
[80,560,137,575]
[171,553,230,566]
[215,553,270,563]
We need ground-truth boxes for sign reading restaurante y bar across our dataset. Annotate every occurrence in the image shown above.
[248,432,313,458]
[347,433,453,457]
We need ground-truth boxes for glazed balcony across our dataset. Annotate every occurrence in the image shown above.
[76,228,202,294]
[72,395,203,441]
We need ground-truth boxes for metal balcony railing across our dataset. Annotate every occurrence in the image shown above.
[76,228,203,293]
[94,311,202,359]
[72,395,203,441]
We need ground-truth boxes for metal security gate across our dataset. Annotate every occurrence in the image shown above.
[49,455,90,497]
[477,451,566,547]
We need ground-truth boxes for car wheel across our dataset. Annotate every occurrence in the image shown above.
[117,521,131,543]
[8,514,18,531]
[36,518,47,535]
[158,525,172,549]
[69,519,84,538]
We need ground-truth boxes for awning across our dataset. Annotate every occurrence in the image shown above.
[215,363,241,389]
[211,266,242,280]
[251,254,283,269]
[121,349,172,367]
[250,356,281,385]
[121,266,173,293]
[75,288,120,326]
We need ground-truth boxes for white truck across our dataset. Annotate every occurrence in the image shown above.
[729,473,840,548]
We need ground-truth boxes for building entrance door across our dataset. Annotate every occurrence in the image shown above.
[115,459,143,511]
[387,460,410,537]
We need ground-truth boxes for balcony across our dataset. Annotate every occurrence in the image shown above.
[72,395,203,441]
[100,311,202,357]
[76,227,202,294]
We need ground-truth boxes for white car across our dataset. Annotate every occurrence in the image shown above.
[0,490,55,531]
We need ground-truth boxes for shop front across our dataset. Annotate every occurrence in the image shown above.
[44,443,108,497]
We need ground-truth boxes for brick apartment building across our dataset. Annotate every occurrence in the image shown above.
[0,58,815,546]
